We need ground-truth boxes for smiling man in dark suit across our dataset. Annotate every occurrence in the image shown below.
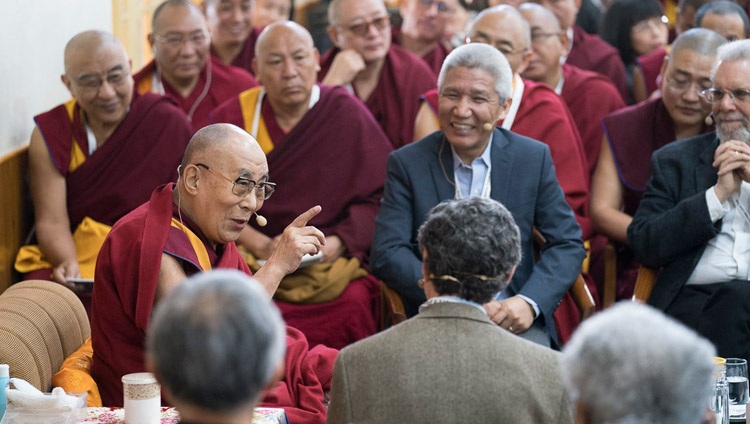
[370,42,585,347]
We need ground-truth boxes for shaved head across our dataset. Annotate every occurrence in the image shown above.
[180,124,263,174]
[519,2,562,32]
[152,0,203,30]
[64,30,126,76]
[256,20,315,57]
[671,26,728,58]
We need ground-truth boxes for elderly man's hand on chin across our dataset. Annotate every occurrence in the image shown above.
[484,296,536,334]
[253,205,325,296]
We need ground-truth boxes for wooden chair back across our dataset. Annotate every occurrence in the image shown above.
[0,146,31,294]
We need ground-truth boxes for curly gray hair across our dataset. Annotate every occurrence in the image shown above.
[417,197,521,304]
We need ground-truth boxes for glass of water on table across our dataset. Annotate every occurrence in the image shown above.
[726,358,749,419]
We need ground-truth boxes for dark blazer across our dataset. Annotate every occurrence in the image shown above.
[326,302,573,424]
[627,132,722,310]
[370,128,585,341]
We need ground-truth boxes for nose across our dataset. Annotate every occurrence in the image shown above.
[719,92,737,111]
[97,80,117,99]
[239,190,260,211]
[229,6,244,23]
[682,84,700,102]
[453,96,472,118]
[281,58,296,78]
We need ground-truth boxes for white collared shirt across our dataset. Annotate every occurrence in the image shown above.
[686,182,750,284]
[450,134,492,199]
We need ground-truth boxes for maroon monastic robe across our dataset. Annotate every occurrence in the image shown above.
[567,25,629,103]
[210,27,261,76]
[212,84,393,349]
[636,46,668,97]
[133,56,257,132]
[91,184,335,424]
[561,63,626,178]
[319,44,437,149]
[391,26,450,77]
[34,92,191,230]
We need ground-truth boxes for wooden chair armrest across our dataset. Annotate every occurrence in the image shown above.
[632,266,658,303]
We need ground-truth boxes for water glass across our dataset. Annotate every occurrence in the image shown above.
[726,358,749,418]
[712,357,730,424]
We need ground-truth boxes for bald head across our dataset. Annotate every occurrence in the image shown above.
[180,124,262,173]
[152,0,203,30]
[468,5,531,74]
[256,20,315,58]
[671,27,729,58]
[64,30,126,76]
[519,2,562,32]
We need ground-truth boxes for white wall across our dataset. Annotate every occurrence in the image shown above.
[0,1,112,157]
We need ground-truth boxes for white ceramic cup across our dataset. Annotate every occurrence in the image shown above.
[122,372,161,424]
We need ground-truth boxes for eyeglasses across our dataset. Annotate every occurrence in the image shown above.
[418,0,453,13]
[663,74,712,94]
[76,71,130,95]
[632,15,669,33]
[339,15,390,36]
[153,31,210,48]
[530,31,561,43]
[194,163,276,200]
[700,88,750,105]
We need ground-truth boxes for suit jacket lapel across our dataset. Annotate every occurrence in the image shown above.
[695,135,719,192]
[429,133,458,201]
[489,128,512,202]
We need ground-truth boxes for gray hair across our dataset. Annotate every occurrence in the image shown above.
[417,197,521,304]
[438,43,513,102]
[712,39,750,78]
[561,303,716,424]
[146,270,286,412]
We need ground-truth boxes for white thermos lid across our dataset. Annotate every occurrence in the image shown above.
[0,364,8,378]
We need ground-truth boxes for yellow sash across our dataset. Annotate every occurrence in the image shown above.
[14,217,111,278]
[239,87,275,154]
[274,258,368,304]
[169,218,212,271]
[64,98,87,173]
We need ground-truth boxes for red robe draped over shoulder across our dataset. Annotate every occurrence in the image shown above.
[567,25,629,104]
[210,27,260,76]
[212,85,393,349]
[34,91,191,229]
[319,44,437,149]
[391,26,449,77]
[560,63,626,178]
[91,184,335,424]
[133,56,257,132]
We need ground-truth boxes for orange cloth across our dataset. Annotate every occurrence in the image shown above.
[51,338,102,407]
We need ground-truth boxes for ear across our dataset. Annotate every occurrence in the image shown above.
[61,74,73,95]
[657,55,669,89]
[496,97,512,122]
[421,249,429,280]
[516,48,533,75]
[182,164,201,195]
[252,58,260,82]
[314,48,321,71]
[559,31,570,56]
[148,33,156,52]
[327,25,342,49]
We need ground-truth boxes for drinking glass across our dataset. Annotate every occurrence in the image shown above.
[712,357,729,424]
[726,358,749,419]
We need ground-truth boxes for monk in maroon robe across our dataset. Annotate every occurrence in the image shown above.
[320,0,437,149]
[390,0,459,76]
[92,124,333,423]
[213,22,393,349]
[590,28,724,300]
[134,0,257,132]
[16,31,192,294]
[204,0,261,75]
[531,0,629,103]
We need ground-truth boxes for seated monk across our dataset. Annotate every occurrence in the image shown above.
[212,21,393,349]
[519,3,625,179]
[412,5,592,343]
[204,0,261,75]
[91,124,336,424]
[590,28,725,300]
[15,30,192,296]
[320,0,437,149]
[391,0,459,76]
[134,0,258,132]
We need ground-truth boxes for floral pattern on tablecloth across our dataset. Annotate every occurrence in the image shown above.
[82,407,178,423]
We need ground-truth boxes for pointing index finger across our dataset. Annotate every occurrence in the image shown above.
[290,205,322,228]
